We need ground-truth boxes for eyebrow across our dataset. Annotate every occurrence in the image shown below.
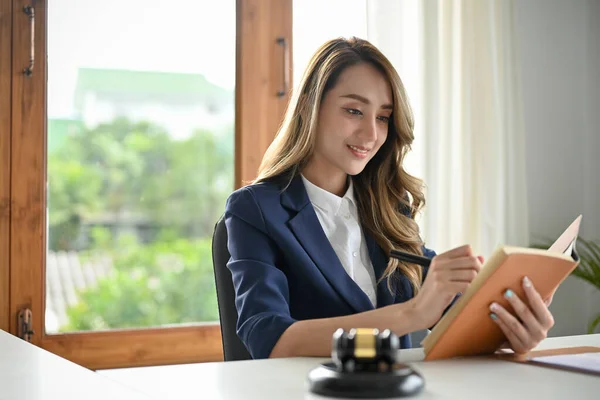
[340,93,393,110]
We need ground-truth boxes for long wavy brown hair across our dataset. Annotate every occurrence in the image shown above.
[253,37,426,294]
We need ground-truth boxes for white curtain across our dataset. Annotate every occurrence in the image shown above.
[366,0,529,257]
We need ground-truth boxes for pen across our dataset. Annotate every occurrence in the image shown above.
[389,249,432,267]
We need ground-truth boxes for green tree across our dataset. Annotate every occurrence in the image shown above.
[62,229,218,331]
[48,117,233,251]
[47,155,103,250]
[47,116,233,330]
[140,124,233,237]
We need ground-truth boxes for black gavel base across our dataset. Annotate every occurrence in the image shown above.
[307,361,425,398]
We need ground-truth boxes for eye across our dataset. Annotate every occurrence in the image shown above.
[377,116,390,123]
[344,108,363,116]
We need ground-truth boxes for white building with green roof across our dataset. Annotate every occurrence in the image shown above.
[71,67,234,139]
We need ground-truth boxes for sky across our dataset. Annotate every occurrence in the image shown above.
[48,0,369,119]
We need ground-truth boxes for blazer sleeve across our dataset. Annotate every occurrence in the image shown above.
[224,187,297,359]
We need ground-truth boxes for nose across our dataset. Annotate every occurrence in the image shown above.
[359,116,378,142]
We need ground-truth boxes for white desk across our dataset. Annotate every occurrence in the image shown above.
[0,330,151,400]
[100,334,600,400]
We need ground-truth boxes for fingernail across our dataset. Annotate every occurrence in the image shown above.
[504,289,513,298]
[490,313,498,320]
[490,302,499,311]
[523,276,532,288]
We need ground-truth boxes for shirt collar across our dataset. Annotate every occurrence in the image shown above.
[300,174,355,215]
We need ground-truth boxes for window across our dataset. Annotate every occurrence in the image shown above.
[46,0,236,335]
[2,0,292,369]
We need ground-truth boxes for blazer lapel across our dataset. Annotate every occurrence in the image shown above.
[281,175,375,313]
[364,231,396,308]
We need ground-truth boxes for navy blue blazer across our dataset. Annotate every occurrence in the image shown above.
[224,174,437,359]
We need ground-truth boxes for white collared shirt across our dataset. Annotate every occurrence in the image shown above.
[301,175,378,307]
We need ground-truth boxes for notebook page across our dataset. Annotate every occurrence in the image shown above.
[531,352,600,374]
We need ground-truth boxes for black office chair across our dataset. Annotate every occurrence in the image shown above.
[212,216,253,361]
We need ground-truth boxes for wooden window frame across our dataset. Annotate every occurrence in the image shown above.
[1,0,292,370]
[0,0,11,334]
[236,0,293,185]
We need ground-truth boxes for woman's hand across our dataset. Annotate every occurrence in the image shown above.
[410,245,484,330]
[544,291,555,307]
[489,276,555,354]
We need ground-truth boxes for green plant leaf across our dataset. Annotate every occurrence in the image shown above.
[573,238,600,290]
[583,240,600,279]
[588,312,600,334]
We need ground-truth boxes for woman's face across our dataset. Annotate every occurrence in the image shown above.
[310,63,393,184]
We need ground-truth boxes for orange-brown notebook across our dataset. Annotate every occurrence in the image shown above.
[421,215,582,361]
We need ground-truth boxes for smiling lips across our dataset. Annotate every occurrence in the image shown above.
[347,144,370,159]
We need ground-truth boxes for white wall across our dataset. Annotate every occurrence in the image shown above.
[514,0,600,336]
[584,0,600,335]
[585,0,600,241]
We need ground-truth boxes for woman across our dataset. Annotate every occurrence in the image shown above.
[224,37,554,360]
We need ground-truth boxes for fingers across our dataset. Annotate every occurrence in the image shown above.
[445,256,483,271]
[439,244,474,259]
[489,278,555,354]
[501,289,546,343]
[490,312,528,354]
[489,300,532,352]
[425,245,484,300]
[543,287,557,307]
[522,277,555,329]
[440,268,478,283]
[427,251,483,295]
[434,256,483,272]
